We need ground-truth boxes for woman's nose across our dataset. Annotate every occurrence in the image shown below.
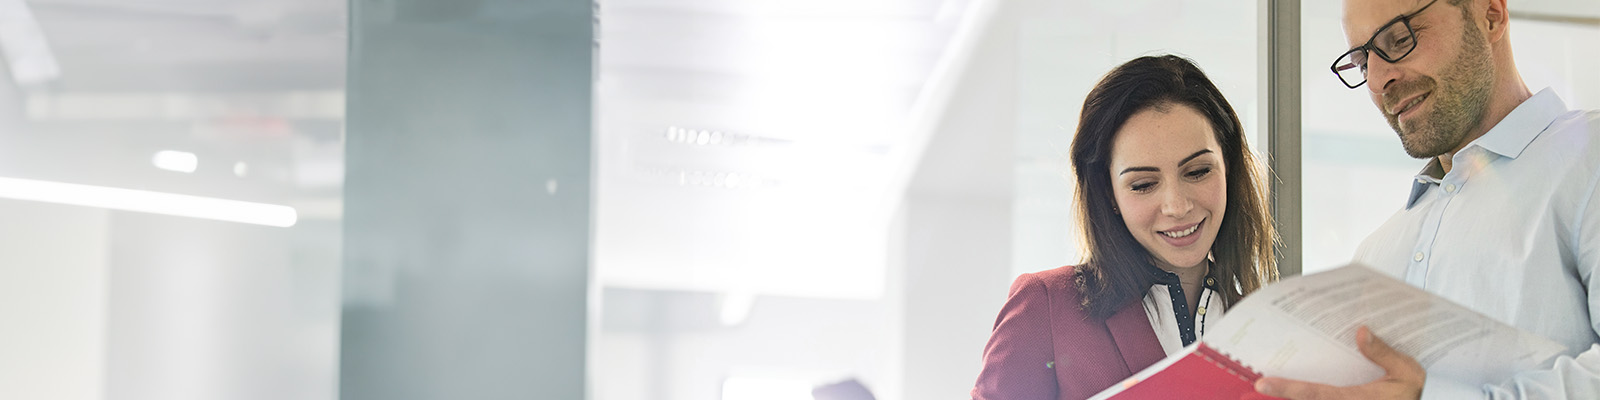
[1160,187,1193,218]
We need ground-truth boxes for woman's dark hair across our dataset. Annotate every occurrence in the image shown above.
[1069,55,1278,320]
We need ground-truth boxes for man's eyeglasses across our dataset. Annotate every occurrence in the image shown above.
[1330,0,1440,89]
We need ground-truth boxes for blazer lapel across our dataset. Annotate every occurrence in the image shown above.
[1105,299,1165,372]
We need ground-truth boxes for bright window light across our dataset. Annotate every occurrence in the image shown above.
[722,377,814,400]
[152,150,199,173]
[0,176,297,227]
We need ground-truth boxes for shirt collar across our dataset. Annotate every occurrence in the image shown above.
[1151,267,1217,290]
[1470,87,1568,160]
[1403,88,1569,209]
[1405,159,1444,209]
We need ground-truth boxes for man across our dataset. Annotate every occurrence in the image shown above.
[1254,0,1600,399]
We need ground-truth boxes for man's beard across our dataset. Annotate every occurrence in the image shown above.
[1384,24,1495,159]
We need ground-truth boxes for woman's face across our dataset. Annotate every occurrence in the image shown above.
[1107,103,1227,272]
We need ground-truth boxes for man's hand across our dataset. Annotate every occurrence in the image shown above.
[1254,326,1425,400]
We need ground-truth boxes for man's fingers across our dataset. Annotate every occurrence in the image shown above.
[1355,326,1424,380]
[1255,377,1335,400]
[1255,329,1426,400]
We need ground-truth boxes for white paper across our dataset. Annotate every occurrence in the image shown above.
[1208,263,1568,387]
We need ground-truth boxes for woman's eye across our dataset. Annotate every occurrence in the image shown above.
[1186,167,1212,179]
[1130,182,1155,192]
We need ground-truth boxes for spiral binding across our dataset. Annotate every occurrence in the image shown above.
[1197,343,1265,382]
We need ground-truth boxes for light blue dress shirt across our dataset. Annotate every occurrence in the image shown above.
[1354,88,1600,399]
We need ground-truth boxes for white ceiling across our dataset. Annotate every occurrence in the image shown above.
[23,0,344,91]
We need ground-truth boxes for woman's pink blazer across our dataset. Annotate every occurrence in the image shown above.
[971,265,1166,400]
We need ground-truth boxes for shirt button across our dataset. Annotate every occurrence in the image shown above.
[1444,184,1457,192]
[1414,252,1425,261]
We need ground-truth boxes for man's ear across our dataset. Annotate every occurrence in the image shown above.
[1483,0,1511,43]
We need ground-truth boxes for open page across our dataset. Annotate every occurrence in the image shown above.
[1207,263,1567,387]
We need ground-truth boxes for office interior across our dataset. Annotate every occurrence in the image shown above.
[0,0,1595,399]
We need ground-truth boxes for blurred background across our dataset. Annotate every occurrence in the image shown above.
[0,0,1593,399]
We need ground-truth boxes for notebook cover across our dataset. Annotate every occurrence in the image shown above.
[1098,342,1281,400]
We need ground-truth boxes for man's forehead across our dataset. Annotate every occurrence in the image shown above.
[1341,0,1428,40]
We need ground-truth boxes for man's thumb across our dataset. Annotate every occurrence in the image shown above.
[1357,326,1420,377]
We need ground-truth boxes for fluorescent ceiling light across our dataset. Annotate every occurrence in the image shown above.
[0,176,298,227]
[152,150,199,173]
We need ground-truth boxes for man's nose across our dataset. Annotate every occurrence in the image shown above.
[1365,54,1402,96]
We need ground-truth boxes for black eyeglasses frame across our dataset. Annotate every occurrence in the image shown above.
[1330,0,1442,89]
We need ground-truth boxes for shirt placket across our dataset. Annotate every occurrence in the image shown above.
[1405,152,1480,288]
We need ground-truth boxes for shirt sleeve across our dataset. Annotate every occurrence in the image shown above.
[971,272,1059,400]
[1423,159,1600,400]
[1421,346,1600,400]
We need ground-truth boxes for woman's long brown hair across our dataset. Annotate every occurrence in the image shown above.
[1069,55,1279,320]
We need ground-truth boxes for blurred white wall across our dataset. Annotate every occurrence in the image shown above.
[899,0,1018,395]
[105,215,338,400]
[0,200,108,400]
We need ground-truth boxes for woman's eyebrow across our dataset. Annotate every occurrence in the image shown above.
[1178,149,1213,166]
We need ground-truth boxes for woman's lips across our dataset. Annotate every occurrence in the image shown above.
[1158,219,1203,247]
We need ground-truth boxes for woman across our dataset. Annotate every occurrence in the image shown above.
[971,55,1278,400]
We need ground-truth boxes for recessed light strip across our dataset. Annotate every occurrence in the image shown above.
[0,176,298,227]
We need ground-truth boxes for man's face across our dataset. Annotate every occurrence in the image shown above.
[1342,0,1494,159]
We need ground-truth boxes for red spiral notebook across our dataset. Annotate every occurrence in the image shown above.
[1088,342,1279,400]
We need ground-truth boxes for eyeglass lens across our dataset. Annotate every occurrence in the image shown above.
[1333,20,1416,88]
